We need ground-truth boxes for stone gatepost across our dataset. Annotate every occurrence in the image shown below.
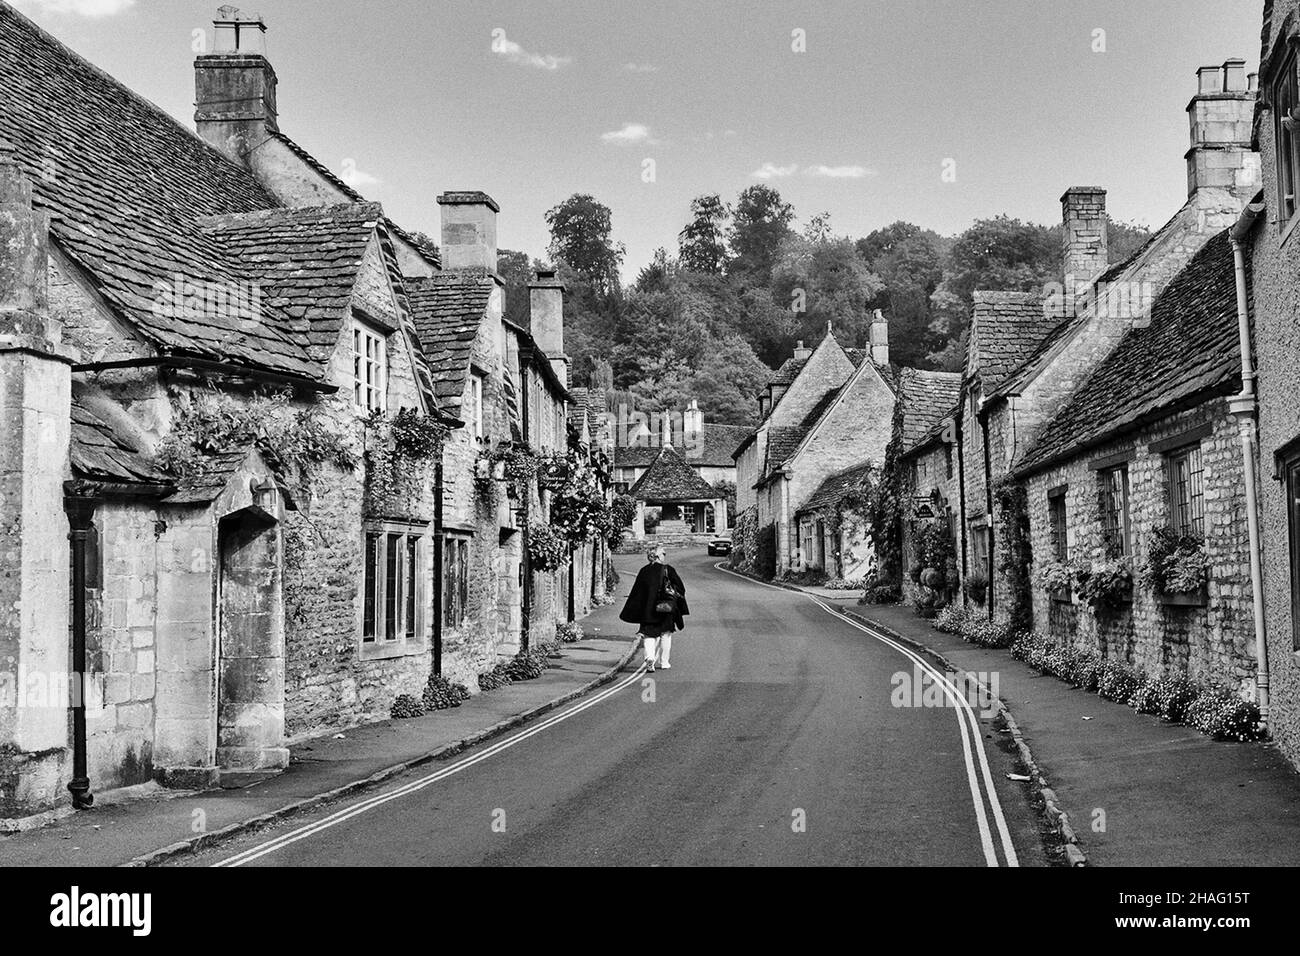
[0,152,77,820]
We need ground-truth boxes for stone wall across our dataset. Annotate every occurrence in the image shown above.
[900,440,961,605]
[1246,6,1300,770]
[1023,404,1256,695]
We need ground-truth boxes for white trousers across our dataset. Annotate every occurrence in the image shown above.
[642,633,672,667]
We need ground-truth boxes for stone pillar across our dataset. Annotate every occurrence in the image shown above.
[714,497,727,533]
[0,153,76,820]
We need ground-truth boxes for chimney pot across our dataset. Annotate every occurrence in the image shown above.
[1198,65,1223,95]
[869,308,890,366]
[195,6,278,160]
[529,265,567,388]
[1223,58,1247,93]
[792,339,812,361]
[1185,58,1258,200]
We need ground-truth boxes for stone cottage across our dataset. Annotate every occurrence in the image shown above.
[957,59,1260,624]
[1014,229,1261,698]
[0,3,586,822]
[612,399,748,505]
[732,318,894,574]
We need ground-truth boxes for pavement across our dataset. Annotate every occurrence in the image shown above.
[821,596,1300,866]
[0,614,637,867]
[163,550,1046,867]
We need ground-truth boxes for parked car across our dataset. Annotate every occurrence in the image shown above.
[707,534,733,556]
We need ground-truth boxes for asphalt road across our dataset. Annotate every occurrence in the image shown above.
[181,551,1047,867]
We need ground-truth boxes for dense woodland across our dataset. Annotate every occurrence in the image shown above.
[494,188,1152,426]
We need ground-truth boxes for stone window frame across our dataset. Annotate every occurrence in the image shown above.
[467,369,486,444]
[1047,484,1070,562]
[969,518,990,580]
[442,532,471,631]
[1272,41,1300,229]
[360,520,428,659]
[350,315,388,413]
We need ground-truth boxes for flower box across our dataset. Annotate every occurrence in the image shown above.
[1158,586,1208,608]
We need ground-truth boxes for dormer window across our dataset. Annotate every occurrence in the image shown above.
[352,318,387,412]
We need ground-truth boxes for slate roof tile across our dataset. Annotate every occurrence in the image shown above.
[970,291,1070,392]
[405,271,493,405]
[0,5,320,379]
[897,368,962,455]
[628,445,722,501]
[796,462,875,516]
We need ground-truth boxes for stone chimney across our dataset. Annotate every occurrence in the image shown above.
[437,191,499,272]
[0,151,75,818]
[1061,187,1108,304]
[528,267,567,388]
[1186,59,1260,200]
[868,309,890,366]
[194,6,278,162]
[792,340,812,361]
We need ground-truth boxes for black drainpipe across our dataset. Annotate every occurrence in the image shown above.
[432,458,444,677]
[65,496,97,809]
[519,359,532,652]
[955,409,968,585]
[980,410,996,621]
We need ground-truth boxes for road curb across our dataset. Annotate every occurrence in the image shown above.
[835,607,1088,868]
[122,639,641,867]
[712,564,1086,867]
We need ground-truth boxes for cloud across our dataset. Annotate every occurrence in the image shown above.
[338,159,381,190]
[805,164,876,179]
[601,123,656,146]
[12,0,135,15]
[623,62,659,73]
[752,162,799,180]
[491,29,571,70]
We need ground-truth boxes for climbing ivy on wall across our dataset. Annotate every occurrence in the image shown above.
[363,408,450,519]
[156,387,359,494]
[994,477,1034,633]
[865,433,907,584]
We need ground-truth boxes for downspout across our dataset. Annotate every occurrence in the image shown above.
[64,496,97,809]
[955,410,969,584]
[519,358,532,652]
[433,458,444,677]
[980,409,996,621]
[1229,201,1269,728]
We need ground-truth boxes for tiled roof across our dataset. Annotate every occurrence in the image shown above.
[615,423,749,468]
[70,397,167,487]
[0,4,322,379]
[969,291,1069,392]
[167,450,253,505]
[270,130,439,269]
[405,271,493,405]
[898,369,962,454]
[628,445,722,501]
[796,462,875,516]
[767,355,808,387]
[1017,229,1241,475]
[200,203,383,363]
[763,425,810,477]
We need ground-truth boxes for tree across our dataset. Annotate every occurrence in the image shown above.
[727,184,795,287]
[926,215,1059,369]
[496,248,539,329]
[678,194,730,275]
[544,193,626,297]
[771,233,884,348]
[856,222,946,369]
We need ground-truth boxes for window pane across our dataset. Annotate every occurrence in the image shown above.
[406,536,417,639]
[363,533,378,642]
[385,534,399,641]
[1289,459,1300,650]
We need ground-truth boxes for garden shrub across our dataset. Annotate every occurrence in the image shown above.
[390,693,425,719]
[1184,688,1264,741]
[933,604,968,635]
[423,675,470,711]
[1098,659,1143,703]
[556,622,584,643]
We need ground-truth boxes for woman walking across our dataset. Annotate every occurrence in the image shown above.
[619,545,689,672]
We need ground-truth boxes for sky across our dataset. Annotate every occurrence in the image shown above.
[10,0,1265,279]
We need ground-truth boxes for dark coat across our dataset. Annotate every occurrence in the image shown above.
[619,562,689,632]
